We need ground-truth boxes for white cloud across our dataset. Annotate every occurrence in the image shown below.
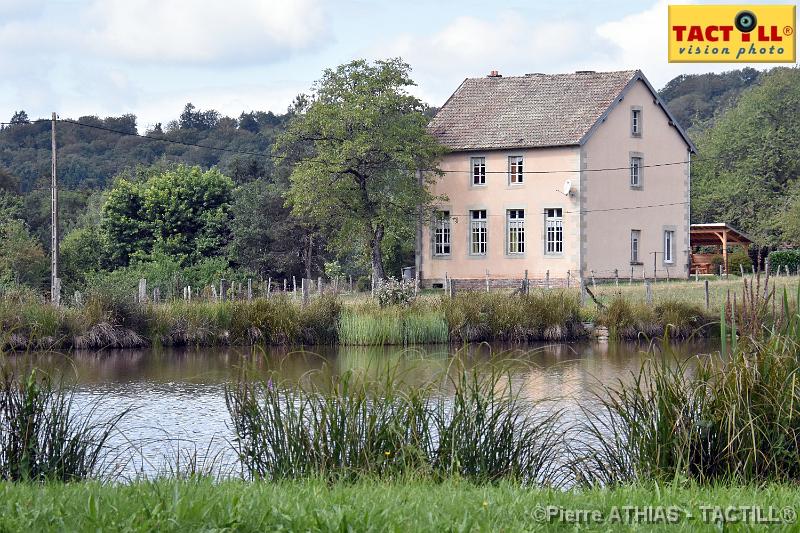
[377,10,615,105]
[82,0,332,64]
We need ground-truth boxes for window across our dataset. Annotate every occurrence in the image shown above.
[630,156,642,187]
[471,157,486,185]
[507,209,525,254]
[509,156,524,184]
[631,109,641,135]
[664,230,674,263]
[545,208,563,254]
[433,211,451,256]
[631,230,641,263]
[470,210,487,255]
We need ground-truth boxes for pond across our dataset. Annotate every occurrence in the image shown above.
[11,340,719,479]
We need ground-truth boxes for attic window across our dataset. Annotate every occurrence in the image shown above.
[631,108,642,136]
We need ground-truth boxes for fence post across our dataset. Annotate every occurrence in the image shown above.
[247,278,253,301]
[138,278,147,303]
[590,270,596,291]
[318,276,323,296]
[695,270,699,282]
[293,276,297,297]
[704,280,710,310]
[645,280,653,306]
[302,278,309,307]
[220,279,227,301]
[666,267,670,282]
[567,270,571,289]
[630,266,634,285]
[739,264,745,278]
[485,269,490,293]
[546,270,550,290]
[444,272,449,297]
[524,269,529,295]
[188,286,192,302]
[614,269,619,287]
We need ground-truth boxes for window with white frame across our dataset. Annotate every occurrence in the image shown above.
[433,211,451,256]
[471,157,486,185]
[470,210,487,255]
[630,156,642,187]
[545,208,563,254]
[631,109,642,135]
[631,229,641,263]
[507,209,525,254]
[509,156,524,184]
[664,230,674,263]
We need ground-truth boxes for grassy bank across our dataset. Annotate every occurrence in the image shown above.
[0,479,797,531]
[1,284,720,349]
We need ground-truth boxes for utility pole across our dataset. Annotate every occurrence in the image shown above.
[50,112,59,306]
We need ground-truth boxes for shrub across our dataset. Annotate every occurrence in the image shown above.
[727,250,753,275]
[355,276,371,293]
[769,249,800,274]
[374,277,415,307]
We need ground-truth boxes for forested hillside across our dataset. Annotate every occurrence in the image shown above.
[658,68,762,133]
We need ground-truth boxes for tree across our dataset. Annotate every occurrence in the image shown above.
[60,226,107,292]
[101,165,234,267]
[227,179,310,278]
[9,110,29,125]
[0,219,48,288]
[275,58,446,280]
[691,68,800,246]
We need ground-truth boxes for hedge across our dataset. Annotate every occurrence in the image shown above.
[768,250,800,274]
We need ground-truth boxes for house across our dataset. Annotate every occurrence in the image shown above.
[416,69,696,289]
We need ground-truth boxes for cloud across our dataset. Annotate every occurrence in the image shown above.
[376,10,615,105]
[82,0,332,65]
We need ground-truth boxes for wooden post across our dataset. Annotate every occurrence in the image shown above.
[318,276,323,296]
[786,265,791,277]
[666,266,670,282]
[694,270,699,282]
[614,269,619,287]
[50,112,59,306]
[444,272,449,297]
[211,285,218,300]
[247,278,253,301]
[645,280,653,306]
[267,278,273,299]
[524,269,529,295]
[642,267,646,282]
[545,270,550,290]
[590,270,596,291]
[293,276,297,296]
[301,278,309,307]
[485,269,490,293]
[188,286,192,302]
[722,230,728,277]
[138,278,147,303]
[739,264,745,278]
[630,266,634,285]
[704,279,710,310]
[567,270,571,289]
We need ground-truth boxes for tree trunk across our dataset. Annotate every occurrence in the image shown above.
[370,224,386,280]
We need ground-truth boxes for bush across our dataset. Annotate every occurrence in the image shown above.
[709,255,724,273]
[769,250,800,274]
[355,276,371,293]
[374,277,415,307]
[727,250,753,275]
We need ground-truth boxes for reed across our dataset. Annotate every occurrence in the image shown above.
[0,367,126,481]
[337,302,448,345]
[576,282,800,485]
[225,357,563,485]
[597,297,709,339]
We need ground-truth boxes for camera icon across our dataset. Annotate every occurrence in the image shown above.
[735,10,757,33]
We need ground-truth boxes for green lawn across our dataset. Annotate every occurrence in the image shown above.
[1,479,798,532]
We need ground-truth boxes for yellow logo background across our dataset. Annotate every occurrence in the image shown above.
[668,4,796,63]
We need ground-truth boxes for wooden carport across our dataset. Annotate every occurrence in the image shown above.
[690,223,752,274]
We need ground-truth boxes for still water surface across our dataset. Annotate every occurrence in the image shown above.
[15,340,719,478]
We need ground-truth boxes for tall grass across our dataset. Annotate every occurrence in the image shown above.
[441,290,583,342]
[597,297,709,339]
[0,367,126,481]
[225,358,563,485]
[577,281,800,485]
[337,301,448,345]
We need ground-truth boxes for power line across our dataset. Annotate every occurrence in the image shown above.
[438,201,689,220]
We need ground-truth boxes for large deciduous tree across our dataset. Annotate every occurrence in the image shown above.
[101,164,234,267]
[275,58,446,280]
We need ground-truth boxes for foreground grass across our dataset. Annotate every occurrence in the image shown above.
[0,479,798,531]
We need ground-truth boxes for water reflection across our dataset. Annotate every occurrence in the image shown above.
[9,339,718,477]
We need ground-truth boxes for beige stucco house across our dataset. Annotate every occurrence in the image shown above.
[417,69,695,288]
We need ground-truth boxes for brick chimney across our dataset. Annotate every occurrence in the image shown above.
[487,70,502,78]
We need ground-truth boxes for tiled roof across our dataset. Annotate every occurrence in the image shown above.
[429,70,639,151]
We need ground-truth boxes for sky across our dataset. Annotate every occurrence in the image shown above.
[0,0,795,130]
